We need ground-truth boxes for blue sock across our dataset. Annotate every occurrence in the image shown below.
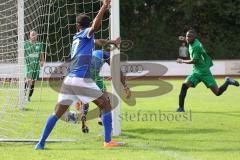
[38,114,58,145]
[101,111,112,143]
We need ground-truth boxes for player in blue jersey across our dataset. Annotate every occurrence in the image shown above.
[35,0,127,149]
[59,39,131,133]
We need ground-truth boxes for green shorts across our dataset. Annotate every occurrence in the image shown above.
[25,64,40,80]
[25,70,40,80]
[186,72,217,88]
[96,79,106,91]
[91,71,106,91]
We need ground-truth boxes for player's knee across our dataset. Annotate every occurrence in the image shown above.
[102,96,112,112]
[211,87,221,96]
[215,91,221,96]
[55,104,69,119]
[101,101,112,112]
[32,80,35,85]
[96,96,112,112]
[179,83,189,97]
[181,83,189,91]
[184,81,194,88]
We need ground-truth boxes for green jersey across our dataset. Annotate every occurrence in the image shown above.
[189,39,213,74]
[24,40,44,80]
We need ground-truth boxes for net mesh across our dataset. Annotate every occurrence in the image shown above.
[0,0,110,141]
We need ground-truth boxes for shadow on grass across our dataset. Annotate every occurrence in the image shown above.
[120,128,240,152]
[123,133,240,144]
[192,111,240,118]
[156,146,240,152]
[123,128,224,135]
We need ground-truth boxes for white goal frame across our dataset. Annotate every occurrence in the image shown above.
[110,0,121,136]
[0,0,122,142]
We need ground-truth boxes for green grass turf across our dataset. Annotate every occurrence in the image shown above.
[0,79,240,160]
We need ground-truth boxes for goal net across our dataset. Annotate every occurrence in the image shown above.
[0,0,121,142]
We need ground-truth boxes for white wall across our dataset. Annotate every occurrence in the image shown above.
[100,60,235,77]
[0,60,240,78]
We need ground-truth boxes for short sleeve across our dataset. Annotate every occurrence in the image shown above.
[86,27,93,39]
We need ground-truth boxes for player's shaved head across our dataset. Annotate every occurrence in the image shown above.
[186,29,197,44]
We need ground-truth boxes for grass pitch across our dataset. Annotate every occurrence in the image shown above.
[0,79,240,160]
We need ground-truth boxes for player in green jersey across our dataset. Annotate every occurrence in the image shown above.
[176,29,239,112]
[78,38,131,133]
[24,30,45,102]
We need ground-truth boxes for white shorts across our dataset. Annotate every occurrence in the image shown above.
[57,76,103,105]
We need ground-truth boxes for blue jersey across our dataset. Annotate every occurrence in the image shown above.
[90,50,110,73]
[68,28,94,78]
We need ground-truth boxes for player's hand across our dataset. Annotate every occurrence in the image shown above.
[176,58,183,64]
[124,85,131,99]
[103,0,111,8]
[40,61,45,67]
[113,37,121,49]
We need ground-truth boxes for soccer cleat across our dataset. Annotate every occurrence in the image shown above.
[104,141,127,148]
[176,107,185,112]
[225,77,240,86]
[82,126,89,133]
[35,143,44,150]
[97,119,102,126]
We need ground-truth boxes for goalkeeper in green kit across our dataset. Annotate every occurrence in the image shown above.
[176,29,239,112]
[24,30,45,102]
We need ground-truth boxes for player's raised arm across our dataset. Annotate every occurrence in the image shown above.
[88,0,110,37]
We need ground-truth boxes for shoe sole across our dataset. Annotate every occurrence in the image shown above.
[104,142,128,148]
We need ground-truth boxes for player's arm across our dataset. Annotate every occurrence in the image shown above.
[40,52,45,67]
[95,37,121,49]
[88,0,110,37]
[177,46,202,64]
[176,58,195,64]
[40,43,45,67]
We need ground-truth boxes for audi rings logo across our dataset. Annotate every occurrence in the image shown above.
[121,64,144,73]
[44,66,68,75]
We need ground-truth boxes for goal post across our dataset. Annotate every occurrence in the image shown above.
[110,0,121,136]
[18,0,25,110]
